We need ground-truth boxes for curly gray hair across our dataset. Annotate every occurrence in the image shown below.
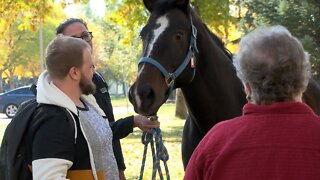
[233,25,311,105]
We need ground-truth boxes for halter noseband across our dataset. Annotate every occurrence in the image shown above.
[138,15,199,91]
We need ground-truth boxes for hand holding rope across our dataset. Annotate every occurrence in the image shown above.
[139,116,170,180]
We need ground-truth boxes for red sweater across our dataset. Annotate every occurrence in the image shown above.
[185,102,320,180]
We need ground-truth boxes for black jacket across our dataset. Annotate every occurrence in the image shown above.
[92,72,134,171]
[0,101,97,180]
[26,104,108,179]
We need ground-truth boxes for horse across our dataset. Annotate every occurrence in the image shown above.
[128,0,320,169]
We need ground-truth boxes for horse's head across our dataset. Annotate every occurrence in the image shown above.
[129,0,198,116]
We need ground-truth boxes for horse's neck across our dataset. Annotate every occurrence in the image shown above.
[181,24,246,131]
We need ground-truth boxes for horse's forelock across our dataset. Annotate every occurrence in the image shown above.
[153,0,190,15]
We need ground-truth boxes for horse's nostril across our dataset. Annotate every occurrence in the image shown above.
[139,84,154,100]
[128,88,134,103]
[137,84,155,112]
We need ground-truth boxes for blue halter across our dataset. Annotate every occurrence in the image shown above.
[138,15,199,92]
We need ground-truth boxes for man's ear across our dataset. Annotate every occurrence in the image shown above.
[68,67,80,80]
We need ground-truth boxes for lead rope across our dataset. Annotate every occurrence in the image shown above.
[139,116,170,180]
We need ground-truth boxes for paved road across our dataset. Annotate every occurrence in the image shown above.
[0,114,10,124]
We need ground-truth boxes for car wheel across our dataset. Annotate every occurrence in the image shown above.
[5,104,18,118]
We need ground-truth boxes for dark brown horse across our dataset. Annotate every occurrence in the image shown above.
[129,0,320,169]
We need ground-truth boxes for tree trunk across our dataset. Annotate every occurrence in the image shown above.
[39,18,45,72]
[7,70,15,89]
[32,71,38,85]
[175,88,188,119]
[0,70,3,93]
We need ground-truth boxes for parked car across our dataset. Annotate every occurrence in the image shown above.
[0,86,35,118]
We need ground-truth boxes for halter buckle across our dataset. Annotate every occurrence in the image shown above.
[192,25,197,39]
[165,73,175,87]
[191,25,199,53]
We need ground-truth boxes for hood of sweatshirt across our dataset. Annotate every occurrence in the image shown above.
[37,70,78,115]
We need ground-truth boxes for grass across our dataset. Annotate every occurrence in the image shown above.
[110,96,130,107]
[0,98,185,179]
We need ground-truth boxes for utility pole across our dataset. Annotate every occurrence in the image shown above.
[39,18,44,72]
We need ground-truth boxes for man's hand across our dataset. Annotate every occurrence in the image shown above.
[133,115,160,133]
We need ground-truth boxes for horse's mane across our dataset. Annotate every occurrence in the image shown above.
[202,23,233,60]
[189,6,233,60]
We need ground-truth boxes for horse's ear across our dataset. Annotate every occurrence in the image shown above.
[143,0,157,12]
[176,0,189,9]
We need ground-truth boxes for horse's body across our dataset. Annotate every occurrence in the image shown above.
[129,0,320,169]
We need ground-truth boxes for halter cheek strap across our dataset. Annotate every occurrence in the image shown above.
[138,15,199,90]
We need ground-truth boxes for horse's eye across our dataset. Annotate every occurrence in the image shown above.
[176,32,184,40]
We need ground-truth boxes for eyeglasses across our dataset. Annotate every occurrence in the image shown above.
[72,32,93,42]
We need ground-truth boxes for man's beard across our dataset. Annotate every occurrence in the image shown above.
[79,74,96,95]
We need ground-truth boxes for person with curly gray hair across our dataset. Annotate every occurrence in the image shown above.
[185,25,320,180]
[234,25,311,105]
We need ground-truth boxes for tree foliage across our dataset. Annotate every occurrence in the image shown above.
[239,0,320,81]
[104,1,148,44]
[0,0,54,36]
[93,18,141,86]
[0,2,66,91]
